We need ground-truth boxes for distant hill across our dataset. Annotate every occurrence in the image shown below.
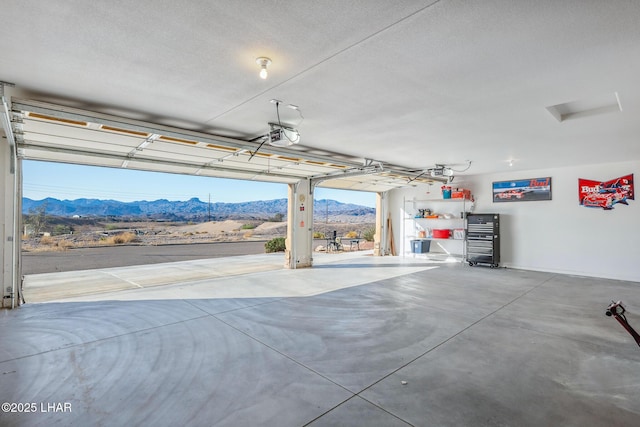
[22,197,375,221]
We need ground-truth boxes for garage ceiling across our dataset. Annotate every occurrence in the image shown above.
[2,0,640,189]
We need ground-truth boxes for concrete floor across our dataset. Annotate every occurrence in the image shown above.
[1,253,639,426]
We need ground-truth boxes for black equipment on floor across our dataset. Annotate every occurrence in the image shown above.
[606,301,640,348]
[466,213,500,268]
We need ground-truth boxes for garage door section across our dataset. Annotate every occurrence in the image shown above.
[12,99,441,192]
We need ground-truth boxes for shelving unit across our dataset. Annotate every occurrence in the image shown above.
[402,196,474,261]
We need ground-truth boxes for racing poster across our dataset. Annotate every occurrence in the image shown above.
[579,173,634,210]
[493,177,552,202]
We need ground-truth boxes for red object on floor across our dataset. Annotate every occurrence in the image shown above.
[606,301,640,348]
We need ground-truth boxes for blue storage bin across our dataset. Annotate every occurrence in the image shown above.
[411,239,431,253]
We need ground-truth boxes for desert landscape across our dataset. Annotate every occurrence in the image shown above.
[21,218,375,252]
[21,197,376,252]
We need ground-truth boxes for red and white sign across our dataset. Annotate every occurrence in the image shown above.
[578,173,634,210]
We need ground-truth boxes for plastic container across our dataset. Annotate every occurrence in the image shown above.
[410,239,431,253]
[452,189,471,199]
[432,229,451,239]
[442,189,452,199]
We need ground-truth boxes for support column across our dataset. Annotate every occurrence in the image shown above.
[1,88,20,308]
[373,191,387,256]
[285,179,313,269]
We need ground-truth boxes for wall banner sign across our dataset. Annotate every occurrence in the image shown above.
[579,173,634,210]
[493,177,552,202]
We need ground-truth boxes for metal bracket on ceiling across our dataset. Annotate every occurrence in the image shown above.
[310,161,385,188]
[122,134,161,168]
[0,81,15,97]
[406,169,449,185]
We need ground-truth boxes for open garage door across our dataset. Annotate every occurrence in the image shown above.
[4,98,446,306]
[12,99,437,192]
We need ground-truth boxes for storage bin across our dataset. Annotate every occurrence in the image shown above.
[442,189,451,199]
[452,189,471,199]
[432,229,451,239]
[410,239,431,253]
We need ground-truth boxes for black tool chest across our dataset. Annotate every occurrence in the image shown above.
[466,214,500,267]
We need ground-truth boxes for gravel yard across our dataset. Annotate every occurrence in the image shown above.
[21,220,374,274]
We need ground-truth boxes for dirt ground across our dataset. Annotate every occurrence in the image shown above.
[22,220,375,252]
[21,220,375,275]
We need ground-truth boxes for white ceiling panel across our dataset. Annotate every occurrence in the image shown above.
[3,0,639,189]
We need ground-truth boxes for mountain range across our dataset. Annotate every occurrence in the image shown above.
[22,197,375,221]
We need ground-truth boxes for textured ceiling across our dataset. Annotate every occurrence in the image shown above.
[2,0,640,184]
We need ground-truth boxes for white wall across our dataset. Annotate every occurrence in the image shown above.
[390,160,640,282]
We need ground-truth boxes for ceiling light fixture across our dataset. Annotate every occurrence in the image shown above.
[256,57,271,79]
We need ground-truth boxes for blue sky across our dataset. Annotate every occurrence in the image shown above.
[22,160,376,207]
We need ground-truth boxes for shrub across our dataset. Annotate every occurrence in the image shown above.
[363,227,376,242]
[40,235,55,246]
[267,213,284,222]
[102,232,138,245]
[52,224,72,236]
[345,231,358,238]
[57,239,73,251]
[265,237,286,253]
[313,231,325,239]
[241,224,256,230]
